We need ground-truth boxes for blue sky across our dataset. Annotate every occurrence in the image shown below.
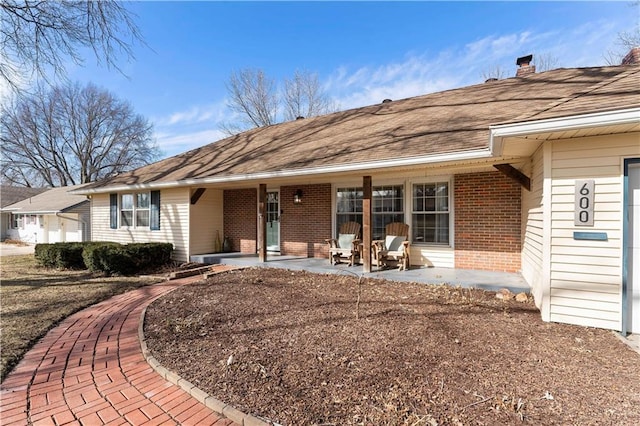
[64,1,638,159]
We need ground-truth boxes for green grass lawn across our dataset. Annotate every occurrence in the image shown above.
[0,254,161,381]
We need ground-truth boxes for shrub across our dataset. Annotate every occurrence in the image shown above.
[36,241,173,275]
[34,242,85,269]
[82,242,121,272]
[34,244,59,268]
[83,242,173,275]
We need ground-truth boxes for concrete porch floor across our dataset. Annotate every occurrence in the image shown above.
[191,252,531,293]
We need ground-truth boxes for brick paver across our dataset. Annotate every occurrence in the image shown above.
[0,267,242,425]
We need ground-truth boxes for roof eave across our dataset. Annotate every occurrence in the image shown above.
[74,148,495,194]
[490,107,640,155]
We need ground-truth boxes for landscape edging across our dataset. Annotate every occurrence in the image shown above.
[137,279,274,426]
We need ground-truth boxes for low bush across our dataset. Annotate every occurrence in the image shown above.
[34,242,85,269]
[82,242,121,272]
[36,241,174,275]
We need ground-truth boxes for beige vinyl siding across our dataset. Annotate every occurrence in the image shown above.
[521,145,544,308]
[189,188,224,256]
[548,133,640,330]
[411,246,454,268]
[91,188,190,262]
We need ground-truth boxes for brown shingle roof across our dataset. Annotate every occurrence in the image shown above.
[82,65,638,191]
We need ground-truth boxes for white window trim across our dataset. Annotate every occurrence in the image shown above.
[119,191,151,229]
[408,177,454,248]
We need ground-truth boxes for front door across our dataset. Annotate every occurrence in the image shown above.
[266,191,280,252]
[627,162,640,333]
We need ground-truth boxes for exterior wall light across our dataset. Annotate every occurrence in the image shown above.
[293,189,303,204]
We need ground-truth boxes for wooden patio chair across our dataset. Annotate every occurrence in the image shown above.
[372,222,410,271]
[325,221,361,266]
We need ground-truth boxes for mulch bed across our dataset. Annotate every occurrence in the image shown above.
[144,268,640,425]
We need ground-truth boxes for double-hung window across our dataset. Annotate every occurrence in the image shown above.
[411,181,450,244]
[335,185,404,239]
[111,191,160,230]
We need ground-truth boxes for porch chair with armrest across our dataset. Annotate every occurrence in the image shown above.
[325,221,361,266]
[372,222,410,271]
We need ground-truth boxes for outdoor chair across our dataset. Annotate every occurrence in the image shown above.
[325,221,361,266]
[372,222,410,271]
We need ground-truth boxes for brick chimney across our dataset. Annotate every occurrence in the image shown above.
[516,54,535,77]
[621,47,640,65]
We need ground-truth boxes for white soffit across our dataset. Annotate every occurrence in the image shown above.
[490,108,640,156]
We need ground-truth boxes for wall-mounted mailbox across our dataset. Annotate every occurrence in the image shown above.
[573,231,608,241]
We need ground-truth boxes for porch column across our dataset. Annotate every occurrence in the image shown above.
[258,184,267,262]
[362,176,372,273]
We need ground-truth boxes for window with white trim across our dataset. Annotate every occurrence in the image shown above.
[111,191,160,230]
[411,181,450,244]
[335,185,404,240]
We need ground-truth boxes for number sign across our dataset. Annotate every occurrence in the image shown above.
[574,180,594,226]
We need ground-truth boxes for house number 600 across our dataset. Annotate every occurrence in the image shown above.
[574,180,594,226]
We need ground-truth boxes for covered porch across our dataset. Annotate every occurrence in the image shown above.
[190,252,530,294]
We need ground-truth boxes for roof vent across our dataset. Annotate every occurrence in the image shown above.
[296,116,304,120]
[485,77,498,83]
[516,54,535,77]
[382,99,392,103]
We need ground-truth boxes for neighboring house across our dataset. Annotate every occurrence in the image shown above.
[2,185,91,244]
[1,186,47,240]
[75,50,640,334]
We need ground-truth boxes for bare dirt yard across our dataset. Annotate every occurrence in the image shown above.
[144,267,640,426]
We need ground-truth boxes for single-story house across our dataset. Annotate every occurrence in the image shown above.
[1,186,47,240]
[75,50,640,334]
[1,184,91,244]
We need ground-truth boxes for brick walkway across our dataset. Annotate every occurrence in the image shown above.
[0,269,241,426]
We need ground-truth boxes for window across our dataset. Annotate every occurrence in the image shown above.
[120,194,134,227]
[336,187,362,233]
[136,193,150,227]
[11,214,23,229]
[372,186,404,239]
[111,191,160,230]
[412,181,450,244]
[335,185,404,239]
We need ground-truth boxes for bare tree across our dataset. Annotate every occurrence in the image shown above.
[533,52,560,72]
[283,69,337,121]
[605,1,640,64]
[225,69,278,129]
[0,82,158,187]
[0,0,142,91]
[481,64,506,81]
[221,68,338,135]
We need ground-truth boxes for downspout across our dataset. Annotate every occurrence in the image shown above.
[56,213,88,242]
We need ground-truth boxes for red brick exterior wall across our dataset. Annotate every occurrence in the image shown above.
[454,171,521,272]
[223,188,257,254]
[280,184,332,258]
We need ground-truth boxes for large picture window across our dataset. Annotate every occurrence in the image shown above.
[336,185,404,240]
[412,181,449,244]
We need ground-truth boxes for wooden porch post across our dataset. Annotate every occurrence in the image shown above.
[258,184,267,262]
[362,176,372,273]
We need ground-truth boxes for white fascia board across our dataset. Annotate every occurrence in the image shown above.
[490,108,640,156]
[75,148,494,194]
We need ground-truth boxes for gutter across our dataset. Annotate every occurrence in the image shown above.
[72,148,494,195]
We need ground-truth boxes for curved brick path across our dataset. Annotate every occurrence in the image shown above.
[0,269,241,426]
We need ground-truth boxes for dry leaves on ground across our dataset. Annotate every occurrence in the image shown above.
[144,268,640,426]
